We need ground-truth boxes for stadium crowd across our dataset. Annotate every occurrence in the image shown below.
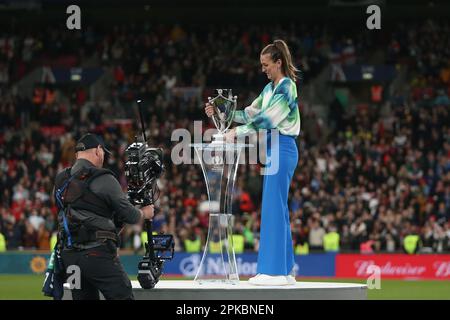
[0,20,449,254]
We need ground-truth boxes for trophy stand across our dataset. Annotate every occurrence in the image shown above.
[191,142,250,284]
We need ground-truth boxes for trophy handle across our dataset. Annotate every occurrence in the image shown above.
[208,96,223,132]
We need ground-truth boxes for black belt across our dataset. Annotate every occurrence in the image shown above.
[69,230,119,248]
[95,230,119,243]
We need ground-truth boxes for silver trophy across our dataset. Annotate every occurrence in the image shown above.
[208,89,237,143]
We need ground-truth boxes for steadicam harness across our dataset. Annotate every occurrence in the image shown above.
[54,166,119,249]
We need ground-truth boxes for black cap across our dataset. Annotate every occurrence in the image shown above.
[75,133,111,155]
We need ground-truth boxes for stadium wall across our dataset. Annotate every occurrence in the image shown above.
[0,253,449,280]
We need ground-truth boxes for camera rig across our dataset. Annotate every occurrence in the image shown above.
[124,99,174,289]
[125,139,164,207]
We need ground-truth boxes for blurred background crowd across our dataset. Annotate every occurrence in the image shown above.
[0,4,449,254]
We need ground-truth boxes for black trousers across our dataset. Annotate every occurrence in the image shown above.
[61,243,134,300]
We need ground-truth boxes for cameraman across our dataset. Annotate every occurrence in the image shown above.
[54,133,153,300]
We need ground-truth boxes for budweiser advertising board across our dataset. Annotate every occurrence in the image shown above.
[336,254,450,280]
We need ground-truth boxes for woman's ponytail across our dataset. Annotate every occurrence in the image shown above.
[261,39,299,81]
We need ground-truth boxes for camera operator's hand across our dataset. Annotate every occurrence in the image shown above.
[141,204,154,220]
[205,102,216,117]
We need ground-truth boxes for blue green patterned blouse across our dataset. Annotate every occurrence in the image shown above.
[234,77,301,137]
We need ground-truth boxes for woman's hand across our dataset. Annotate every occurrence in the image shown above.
[205,102,215,117]
[224,128,236,142]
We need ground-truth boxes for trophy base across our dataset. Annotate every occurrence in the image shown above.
[196,278,240,285]
[211,133,225,144]
[194,213,239,284]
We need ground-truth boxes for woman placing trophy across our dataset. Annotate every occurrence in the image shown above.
[205,39,300,286]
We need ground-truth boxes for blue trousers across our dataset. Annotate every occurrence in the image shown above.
[257,132,298,275]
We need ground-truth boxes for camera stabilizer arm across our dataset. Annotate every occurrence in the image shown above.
[137,219,161,289]
[125,99,174,289]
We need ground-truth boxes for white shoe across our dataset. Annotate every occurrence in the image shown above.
[286,275,297,285]
[248,274,262,284]
[289,268,296,277]
[248,274,290,286]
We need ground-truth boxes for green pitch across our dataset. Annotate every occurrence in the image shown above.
[0,275,448,300]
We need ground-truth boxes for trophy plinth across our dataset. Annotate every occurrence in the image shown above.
[190,142,252,284]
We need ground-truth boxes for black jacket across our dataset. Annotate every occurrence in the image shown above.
[55,159,141,247]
